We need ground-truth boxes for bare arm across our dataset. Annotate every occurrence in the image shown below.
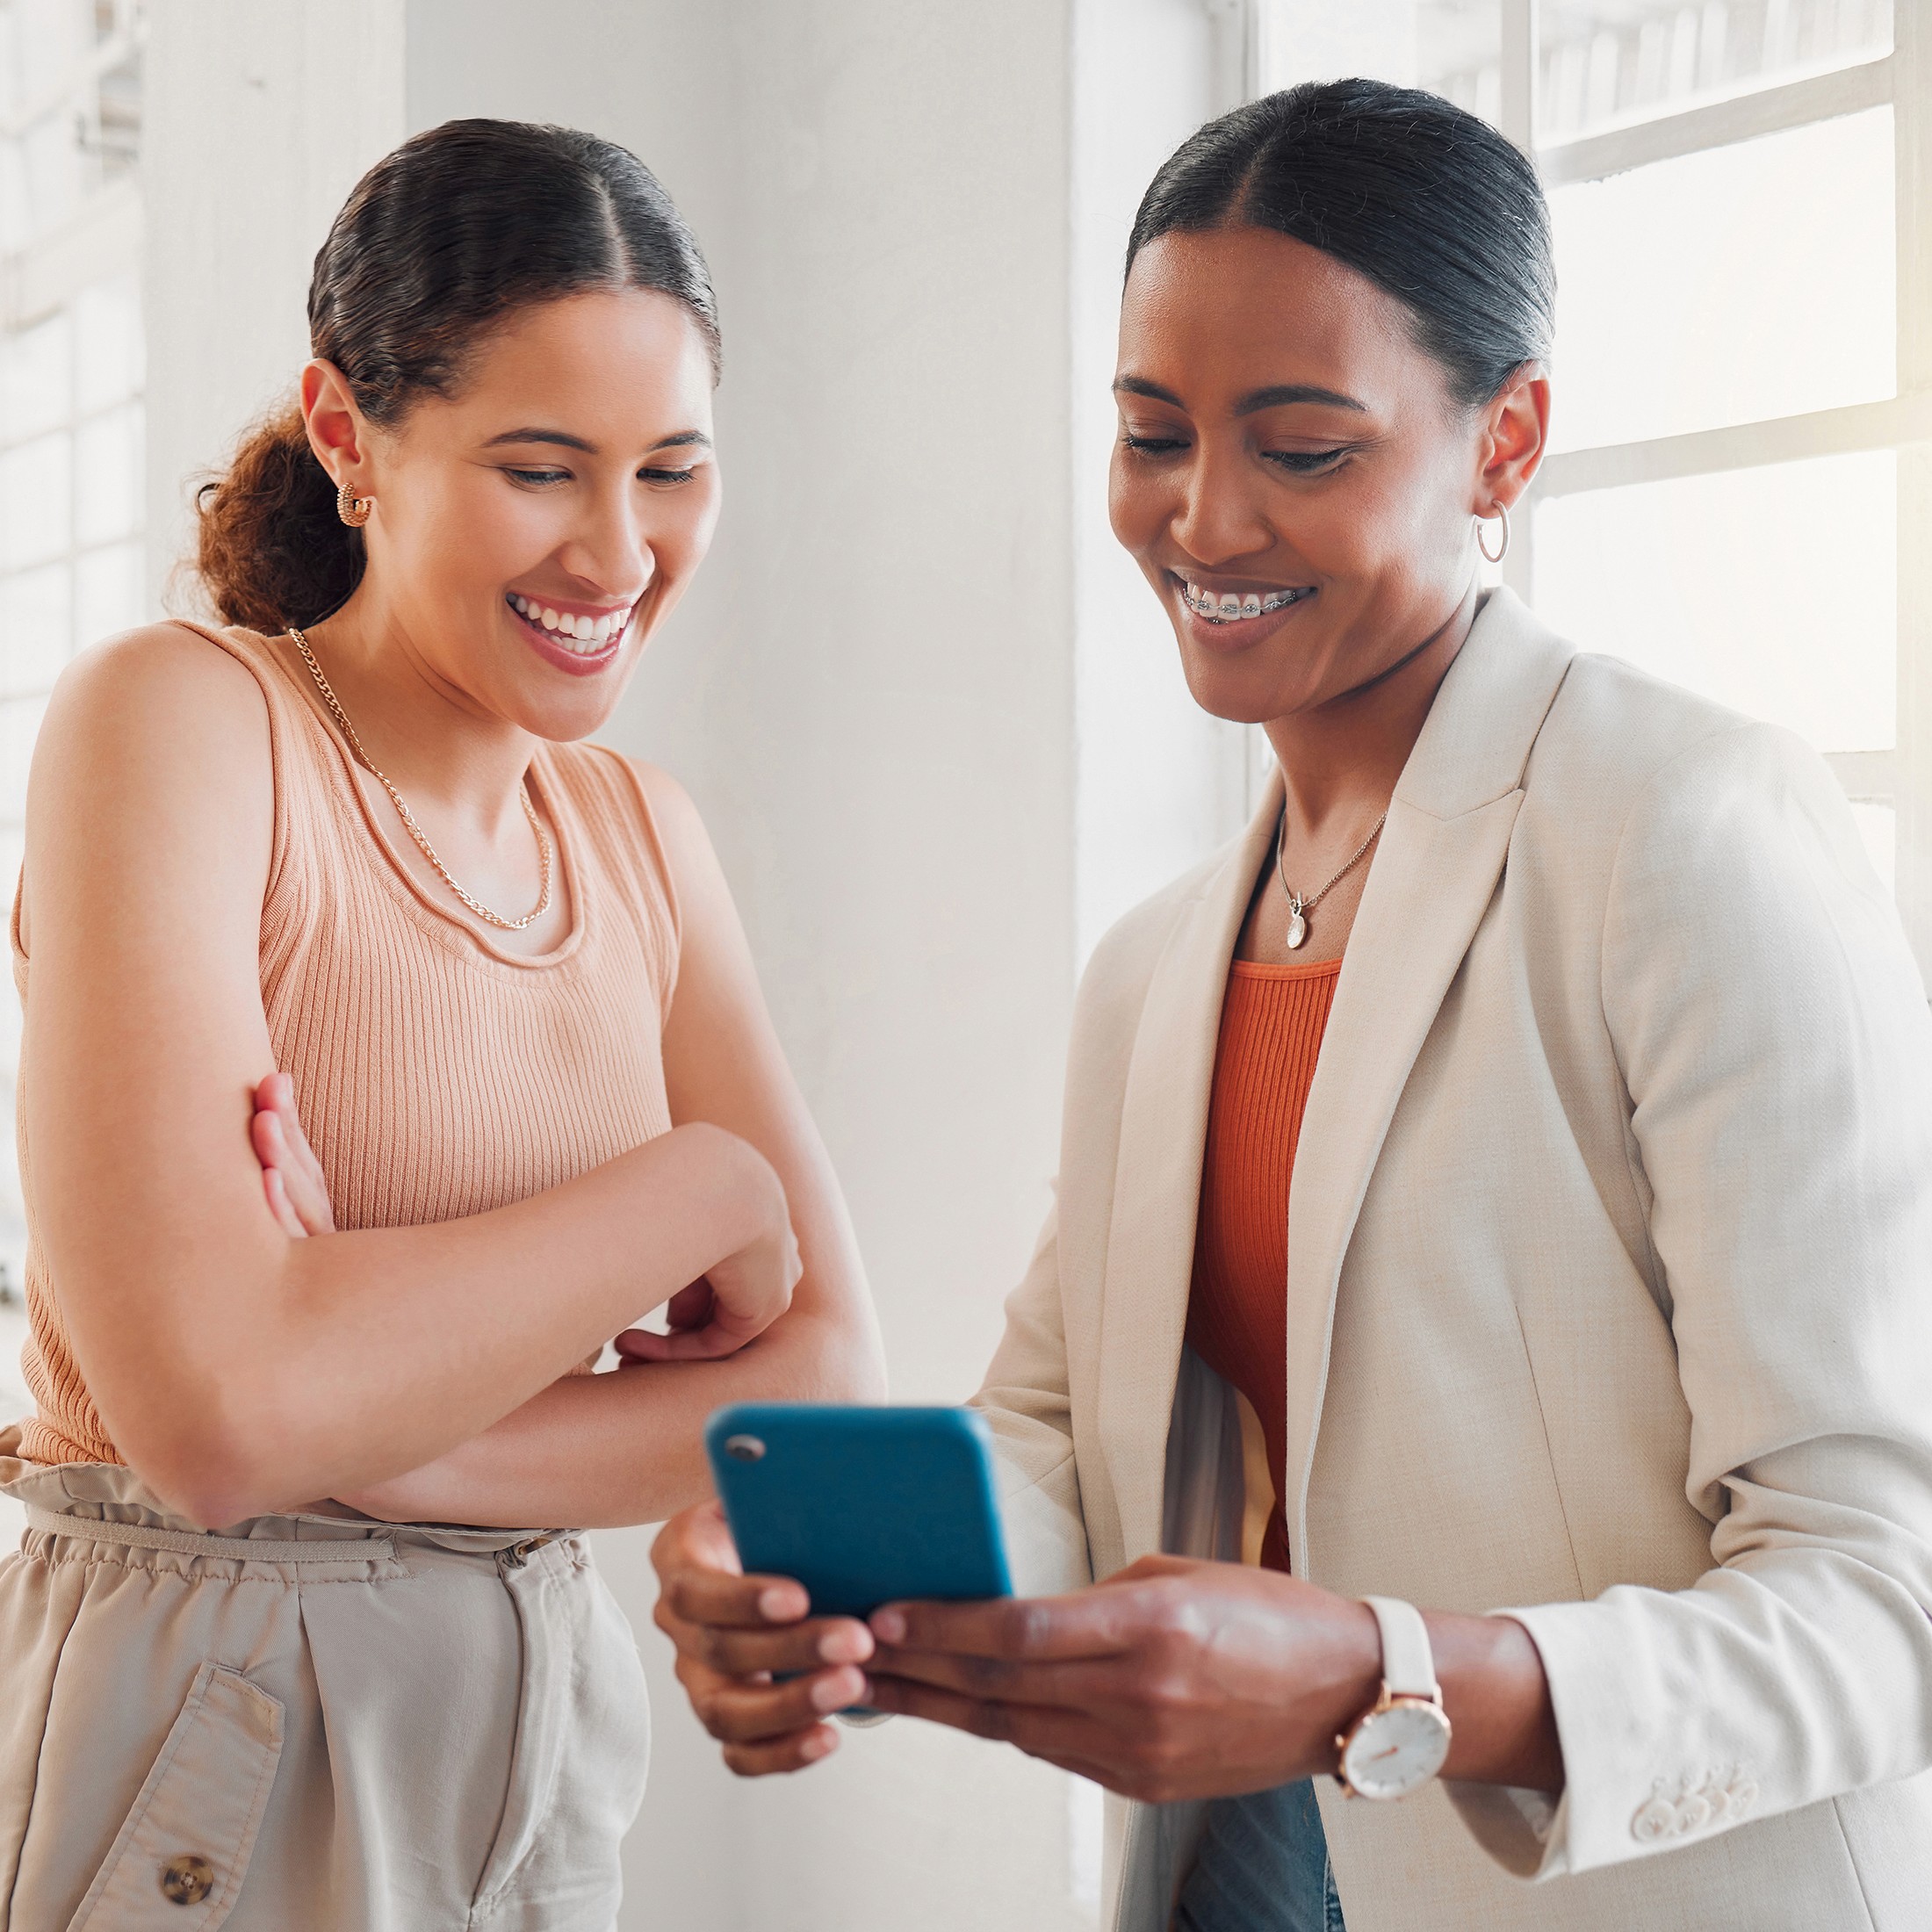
[24,628,797,1527]
[335,765,886,1527]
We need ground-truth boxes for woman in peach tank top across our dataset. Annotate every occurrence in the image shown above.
[0,121,882,1931]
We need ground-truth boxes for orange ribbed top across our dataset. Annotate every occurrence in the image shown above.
[14,623,681,1467]
[1185,956,1341,1574]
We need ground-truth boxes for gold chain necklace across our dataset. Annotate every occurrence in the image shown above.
[1277,810,1387,950]
[286,626,553,932]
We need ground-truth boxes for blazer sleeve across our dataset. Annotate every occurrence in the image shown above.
[1470,719,1932,1878]
[972,1194,1096,1597]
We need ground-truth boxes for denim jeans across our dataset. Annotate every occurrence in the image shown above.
[1171,1779,1346,1932]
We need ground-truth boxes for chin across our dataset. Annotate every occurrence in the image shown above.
[1176,647,1311,729]
[503,673,634,746]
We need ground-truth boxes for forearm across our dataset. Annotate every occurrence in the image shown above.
[75,1121,775,1525]
[342,1300,883,1529]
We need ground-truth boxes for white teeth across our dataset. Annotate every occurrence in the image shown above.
[1218,594,1240,616]
[505,594,634,652]
[1242,594,1262,617]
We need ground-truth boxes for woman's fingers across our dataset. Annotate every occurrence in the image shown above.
[664,1280,715,1330]
[649,1498,745,1581]
[869,1643,1102,1707]
[261,1164,307,1239]
[681,1613,873,1679]
[721,1725,840,1777]
[650,1501,854,1777]
[681,1660,871,1744]
[655,1555,802,1629]
[869,1588,1128,1662]
[249,1071,336,1236]
[616,1322,755,1362]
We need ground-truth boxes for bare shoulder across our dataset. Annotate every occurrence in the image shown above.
[618,756,727,897]
[40,622,272,771]
[25,624,276,944]
[624,758,708,852]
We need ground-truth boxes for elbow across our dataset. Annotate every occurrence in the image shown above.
[130,1450,270,1533]
[114,1388,316,1531]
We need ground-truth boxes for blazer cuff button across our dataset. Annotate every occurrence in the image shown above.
[1632,1796,1676,1842]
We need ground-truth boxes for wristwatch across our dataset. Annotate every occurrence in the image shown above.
[1334,1596,1453,1799]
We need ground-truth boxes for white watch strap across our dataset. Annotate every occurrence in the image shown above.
[1362,1595,1439,1700]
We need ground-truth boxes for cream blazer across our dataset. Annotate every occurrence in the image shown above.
[975,589,1932,1932]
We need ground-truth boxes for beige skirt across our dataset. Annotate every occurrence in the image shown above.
[0,1427,650,1932]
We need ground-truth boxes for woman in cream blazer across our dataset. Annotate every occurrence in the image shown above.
[963,581,1932,1927]
[651,80,1932,1931]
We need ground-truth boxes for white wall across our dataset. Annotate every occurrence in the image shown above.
[143,0,405,616]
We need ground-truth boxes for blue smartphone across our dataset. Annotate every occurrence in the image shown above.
[703,1402,1013,1619]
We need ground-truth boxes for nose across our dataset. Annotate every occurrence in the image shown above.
[1169,435,1273,570]
[556,477,657,600]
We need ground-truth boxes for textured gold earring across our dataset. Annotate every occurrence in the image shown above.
[336,479,374,528]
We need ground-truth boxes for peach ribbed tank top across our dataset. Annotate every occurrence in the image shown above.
[14,623,681,1467]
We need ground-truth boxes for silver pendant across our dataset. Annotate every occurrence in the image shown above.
[1285,909,1308,949]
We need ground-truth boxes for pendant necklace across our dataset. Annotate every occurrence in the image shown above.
[286,625,553,932]
[1277,809,1387,950]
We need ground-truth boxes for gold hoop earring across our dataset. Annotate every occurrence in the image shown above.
[336,480,374,529]
[1476,500,1510,565]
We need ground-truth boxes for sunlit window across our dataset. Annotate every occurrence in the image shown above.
[0,0,145,1319]
[1255,0,1927,952]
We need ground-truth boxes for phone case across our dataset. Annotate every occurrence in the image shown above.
[704,1402,1014,1618]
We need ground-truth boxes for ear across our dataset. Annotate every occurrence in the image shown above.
[299,360,373,489]
[1474,365,1550,516]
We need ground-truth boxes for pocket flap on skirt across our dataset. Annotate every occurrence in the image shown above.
[67,1662,284,1930]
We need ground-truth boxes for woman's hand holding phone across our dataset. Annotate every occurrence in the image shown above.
[651,1499,876,1775]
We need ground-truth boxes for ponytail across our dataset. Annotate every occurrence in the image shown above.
[194,406,362,631]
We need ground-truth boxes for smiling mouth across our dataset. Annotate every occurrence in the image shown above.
[506,592,635,655]
[1175,575,1316,624]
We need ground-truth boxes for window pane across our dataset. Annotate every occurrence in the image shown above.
[73,275,142,413]
[74,538,142,645]
[0,562,71,695]
[0,431,72,571]
[1532,449,1895,754]
[0,696,47,823]
[1538,0,1892,145]
[1549,107,1893,451]
[74,400,141,545]
[1258,2,1504,126]
[0,308,70,445]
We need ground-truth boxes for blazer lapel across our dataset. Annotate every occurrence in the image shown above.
[1283,592,1576,1574]
[1093,795,1280,1567]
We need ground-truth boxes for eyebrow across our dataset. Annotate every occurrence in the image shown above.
[482,427,713,453]
[1114,376,1367,415]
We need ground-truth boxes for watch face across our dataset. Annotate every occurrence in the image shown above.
[1340,1699,1453,1799]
